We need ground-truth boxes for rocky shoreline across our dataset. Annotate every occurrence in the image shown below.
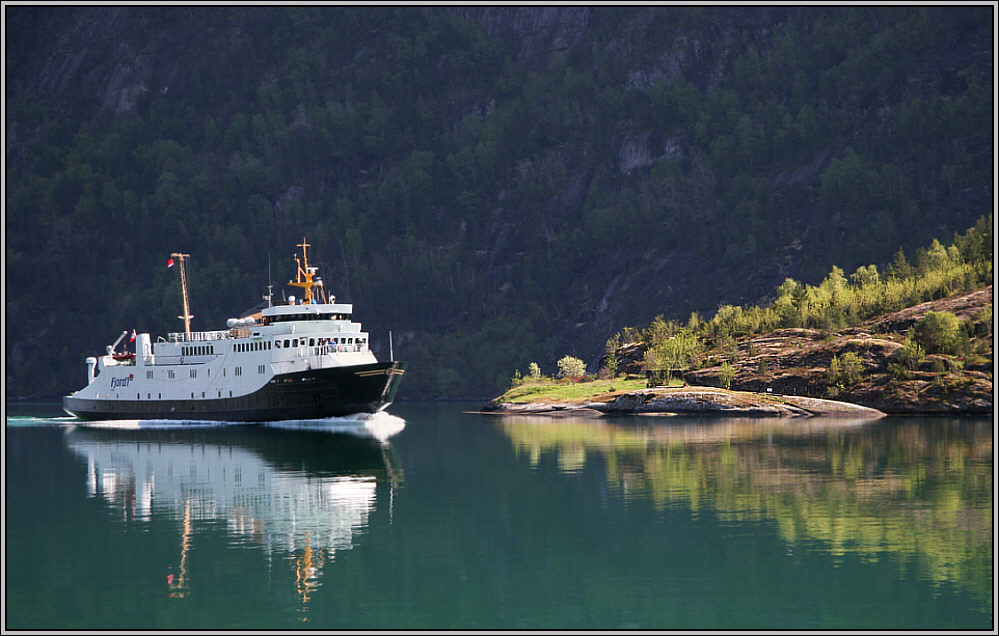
[483,386,886,419]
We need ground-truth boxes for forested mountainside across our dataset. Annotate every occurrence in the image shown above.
[5,6,994,399]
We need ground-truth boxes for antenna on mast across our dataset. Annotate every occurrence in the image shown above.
[264,254,273,308]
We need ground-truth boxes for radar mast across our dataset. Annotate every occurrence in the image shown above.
[288,238,325,304]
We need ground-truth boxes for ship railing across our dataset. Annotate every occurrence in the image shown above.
[168,330,232,343]
[315,344,367,355]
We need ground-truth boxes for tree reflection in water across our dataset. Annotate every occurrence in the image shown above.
[498,415,992,601]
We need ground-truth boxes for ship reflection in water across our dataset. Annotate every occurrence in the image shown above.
[497,415,993,603]
[63,412,405,619]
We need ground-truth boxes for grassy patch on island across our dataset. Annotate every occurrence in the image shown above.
[494,377,660,405]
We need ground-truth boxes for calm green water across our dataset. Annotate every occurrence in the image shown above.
[4,402,993,630]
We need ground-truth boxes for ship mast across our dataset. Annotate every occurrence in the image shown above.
[171,252,194,334]
[288,238,325,304]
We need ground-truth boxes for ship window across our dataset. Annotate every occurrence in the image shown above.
[190,369,197,378]
[309,338,315,347]
[258,365,265,374]
[202,392,205,398]
[148,393,151,399]
[158,393,161,399]
[284,339,290,348]
[137,393,140,400]
[147,371,153,379]
[275,341,281,349]
[168,370,175,379]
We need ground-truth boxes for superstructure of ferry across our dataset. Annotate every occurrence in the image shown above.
[63,240,406,422]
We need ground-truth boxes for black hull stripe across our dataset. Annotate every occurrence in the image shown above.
[64,362,406,423]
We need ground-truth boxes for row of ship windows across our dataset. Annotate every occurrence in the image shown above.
[267,313,351,323]
[271,336,365,349]
[235,341,270,353]
[145,364,266,379]
[192,336,367,355]
[182,345,215,356]
[126,390,237,399]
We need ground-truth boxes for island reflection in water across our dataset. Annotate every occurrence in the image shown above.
[498,414,992,602]
[63,413,405,616]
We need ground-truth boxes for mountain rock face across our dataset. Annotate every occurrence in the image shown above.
[5,6,994,399]
[457,6,592,66]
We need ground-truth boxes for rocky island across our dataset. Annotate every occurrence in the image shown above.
[486,238,992,419]
[484,385,886,418]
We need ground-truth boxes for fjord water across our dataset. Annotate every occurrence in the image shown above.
[5,403,992,630]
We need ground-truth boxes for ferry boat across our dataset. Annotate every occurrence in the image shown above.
[63,240,406,422]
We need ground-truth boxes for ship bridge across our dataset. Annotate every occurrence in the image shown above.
[262,303,354,325]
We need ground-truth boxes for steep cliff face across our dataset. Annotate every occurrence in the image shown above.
[5,6,993,399]
[457,6,592,67]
